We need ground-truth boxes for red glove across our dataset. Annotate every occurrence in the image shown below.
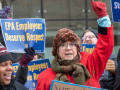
[91,0,108,18]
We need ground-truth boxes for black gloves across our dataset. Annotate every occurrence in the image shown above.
[25,47,35,57]
[19,47,35,66]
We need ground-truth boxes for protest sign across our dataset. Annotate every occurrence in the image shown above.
[1,18,46,53]
[110,0,120,22]
[13,59,51,90]
[50,80,106,90]
[81,43,96,54]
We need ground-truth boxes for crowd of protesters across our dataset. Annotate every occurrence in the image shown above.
[0,0,120,90]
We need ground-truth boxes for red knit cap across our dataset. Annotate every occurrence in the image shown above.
[52,28,81,57]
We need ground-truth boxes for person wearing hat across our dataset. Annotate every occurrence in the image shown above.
[0,41,36,86]
[82,28,117,90]
[36,1,114,90]
[82,29,98,44]
[0,6,36,87]
[0,44,28,90]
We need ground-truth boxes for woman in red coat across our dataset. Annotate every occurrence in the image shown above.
[36,0,114,90]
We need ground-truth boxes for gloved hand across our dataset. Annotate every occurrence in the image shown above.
[117,48,120,63]
[91,0,108,18]
[19,47,35,66]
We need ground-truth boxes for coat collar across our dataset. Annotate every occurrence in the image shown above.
[0,78,15,90]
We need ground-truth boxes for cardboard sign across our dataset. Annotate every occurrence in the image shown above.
[110,0,120,22]
[13,59,51,90]
[1,18,46,53]
[81,43,96,54]
[50,80,106,90]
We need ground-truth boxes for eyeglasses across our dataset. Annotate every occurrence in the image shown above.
[82,35,95,41]
[59,42,77,49]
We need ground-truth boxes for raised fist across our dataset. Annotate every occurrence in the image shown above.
[19,47,35,66]
[91,0,108,18]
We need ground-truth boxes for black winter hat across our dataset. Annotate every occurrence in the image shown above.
[0,43,13,63]
[82,29,98,39]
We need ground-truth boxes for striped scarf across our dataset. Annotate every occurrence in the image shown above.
[51,55,91,85]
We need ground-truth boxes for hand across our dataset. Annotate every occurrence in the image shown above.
[19,47,35,66]
[91,0,108,18]
[106,60,116,74]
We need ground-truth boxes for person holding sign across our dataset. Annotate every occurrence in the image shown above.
[0,44,28,90]
[82,24,117,89]
[36,0,114,90]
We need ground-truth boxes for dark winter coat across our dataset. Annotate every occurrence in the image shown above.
[113,52,120,90]
[0,65,29,90]
[107,54,117,90]
[0,78,28,90]
[99,54,117,89]
[16,65,28,85]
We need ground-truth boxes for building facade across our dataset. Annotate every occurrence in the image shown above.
[1,0,120,60]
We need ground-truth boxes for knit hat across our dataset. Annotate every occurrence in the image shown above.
[52,28,81,57]
[0,43,13,63]
[82,29,98,39]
